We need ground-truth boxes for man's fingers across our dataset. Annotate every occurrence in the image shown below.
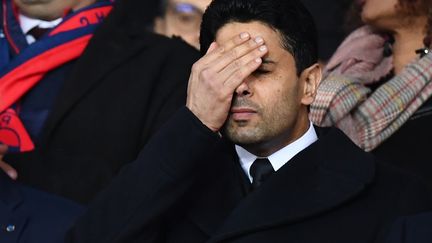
[199,32,251,66]
[209,36,265,73]
[0,160,18,180]
[216,44,268,84]
[223,56,263,90]
[192,33,268,97]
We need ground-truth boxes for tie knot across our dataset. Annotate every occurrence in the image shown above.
[250,158,274,190]
[28,26,51,40]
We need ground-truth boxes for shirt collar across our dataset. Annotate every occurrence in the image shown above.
[236,121,318,182]
[19,13,62,35]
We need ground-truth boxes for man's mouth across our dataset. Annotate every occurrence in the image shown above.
[230,107,257,120]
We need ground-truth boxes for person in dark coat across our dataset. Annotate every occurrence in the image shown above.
[1,0,199,203]
[66,0,432,242]
[384,212,432,243]
[309,0,432,186]
[0,170,82,243]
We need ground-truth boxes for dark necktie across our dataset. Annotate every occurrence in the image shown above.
[27,26,51,40]
[250,158,275,190]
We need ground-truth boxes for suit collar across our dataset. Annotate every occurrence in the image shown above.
[236,122,318,180]
[190,127,375,242]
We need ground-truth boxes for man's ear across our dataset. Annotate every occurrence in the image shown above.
[300,63,322,105]
[153,16,166,34]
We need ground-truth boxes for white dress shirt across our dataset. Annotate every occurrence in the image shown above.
[236,121,318,182]
[19,14,62,44]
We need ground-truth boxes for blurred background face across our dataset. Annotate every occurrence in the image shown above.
[360,0,399,28]
[154,0,211,49]
[360,0,426,30]
[14,0,95,20]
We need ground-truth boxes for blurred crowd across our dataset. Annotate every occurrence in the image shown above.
[1,0,431,242]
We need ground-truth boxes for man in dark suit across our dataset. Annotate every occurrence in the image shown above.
[0,169,82,243]
[384,212,432,243]
[66,0,432,242]
[1,0,199,203]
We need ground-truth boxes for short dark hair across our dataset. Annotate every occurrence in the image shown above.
[200,0,318,74]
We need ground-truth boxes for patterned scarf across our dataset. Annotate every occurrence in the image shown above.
[310,26,432,151]
[0,0,113,152]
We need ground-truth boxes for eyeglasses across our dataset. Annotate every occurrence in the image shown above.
[165,2,204,33]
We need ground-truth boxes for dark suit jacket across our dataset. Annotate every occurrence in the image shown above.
[67,107,432,243]
[0,171,83,243]
[6,0,200,203]
[384,212,432,243]
[373,98,432,187]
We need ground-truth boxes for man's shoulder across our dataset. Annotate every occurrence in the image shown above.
[0,174,83,243]
[20,185,83,214]
[312,125,374,165]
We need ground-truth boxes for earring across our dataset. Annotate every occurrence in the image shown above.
[415,47,430,58]
[383,35,394,57]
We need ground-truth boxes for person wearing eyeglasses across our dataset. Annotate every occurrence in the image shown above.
[153,0,212,49]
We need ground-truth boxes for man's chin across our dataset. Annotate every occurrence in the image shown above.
[222,125,259,145]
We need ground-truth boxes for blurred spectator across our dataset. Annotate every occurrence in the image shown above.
[310,0,432,184]
[0,169,82,243]
[153,0,212,49]
[1,0,199,203]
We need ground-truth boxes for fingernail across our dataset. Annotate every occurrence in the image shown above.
[255,58,262,63]
[240,32,249,39]
[8,171,17,180]
[259,45,267,52]
[255,37,264,44]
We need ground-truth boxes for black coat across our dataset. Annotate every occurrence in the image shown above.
[6,1,200,204]
[0,171,82,243]
[373,98,432,187]
[384,211,432,243]
[67,108,432,243]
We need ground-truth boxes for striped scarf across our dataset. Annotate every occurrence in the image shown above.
[310,26,432,151]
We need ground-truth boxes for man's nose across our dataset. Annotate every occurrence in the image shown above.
[235,78,251,97]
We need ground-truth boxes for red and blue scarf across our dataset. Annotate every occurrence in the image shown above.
[0,0,113,152]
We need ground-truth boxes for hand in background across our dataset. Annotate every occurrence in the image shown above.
[0,144,17,179]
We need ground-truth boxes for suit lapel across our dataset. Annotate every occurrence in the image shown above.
[208,128,375,242]
[40,18,155,144]
[187,140,248,236]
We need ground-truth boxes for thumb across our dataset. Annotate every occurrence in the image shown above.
[0,160,18,180]
[0,145,17,180]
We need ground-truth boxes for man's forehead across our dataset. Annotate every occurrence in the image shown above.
[215,21,276,42]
